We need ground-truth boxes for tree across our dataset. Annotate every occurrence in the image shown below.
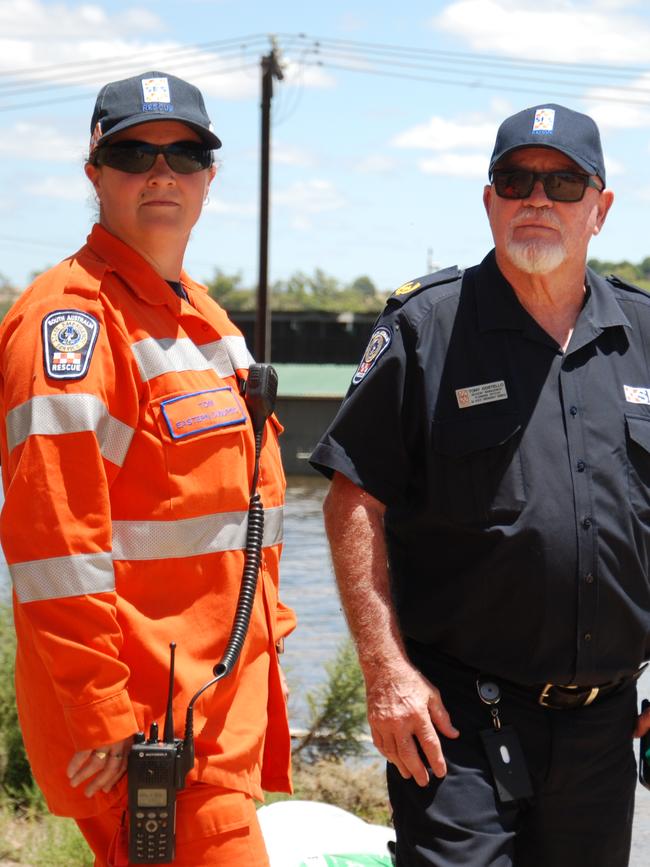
[350,276,377,299]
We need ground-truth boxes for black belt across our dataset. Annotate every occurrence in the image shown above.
[536,666,646,710]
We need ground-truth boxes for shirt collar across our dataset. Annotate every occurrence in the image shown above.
[475,249,631,348]
[85,224,200,308]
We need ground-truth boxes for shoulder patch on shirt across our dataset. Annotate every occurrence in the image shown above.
[387,266,462,307]
[42,309,99,380]
[352,326,392,385]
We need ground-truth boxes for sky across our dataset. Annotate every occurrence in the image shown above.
[1,0,650,294]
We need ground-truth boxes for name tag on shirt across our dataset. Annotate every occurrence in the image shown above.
[456,380,508,409]
[624,385,650,405]
[161,388,246,440]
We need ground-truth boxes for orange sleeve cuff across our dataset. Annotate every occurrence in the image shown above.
[275,599,297,641]
[63,689,138,751]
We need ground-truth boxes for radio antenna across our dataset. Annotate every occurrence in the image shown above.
[163,642,176,744]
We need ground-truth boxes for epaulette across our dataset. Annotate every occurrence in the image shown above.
[605,273,648,297]
[62,253,109,301]
[387,265,463,307]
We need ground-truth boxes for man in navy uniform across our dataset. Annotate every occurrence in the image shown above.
[311,104,650,866]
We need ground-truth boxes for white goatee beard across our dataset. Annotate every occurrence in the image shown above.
[505,238,567,274]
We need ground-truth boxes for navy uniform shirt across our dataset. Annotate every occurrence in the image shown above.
[311,250,650,687]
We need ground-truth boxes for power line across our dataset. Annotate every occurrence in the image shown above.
[281,32,650,79]
[0,31,648,115]
[0,34,270,81]
[304,45,650,97]
[302,58,650,108]
[0,60,261,113]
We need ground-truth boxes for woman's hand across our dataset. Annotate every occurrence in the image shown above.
[67,735,134,797]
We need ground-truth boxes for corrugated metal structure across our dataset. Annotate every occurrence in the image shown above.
[274,364,355,475]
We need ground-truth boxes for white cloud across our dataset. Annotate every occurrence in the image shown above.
[274,179,345,213]
[0,0,162,39]
[282,57,337,90]
[272,142,315,167]
[25,175,90,201]
[432,0,650,63]
[419,153,488,177]
[584,73,650,130]
[0,3,333,105]
[603,155,624,176]
[0,38,261,102]
[392,115,497,151]
[0,122,85,161]
[203,197,256,217]
[290,214,314,232]
[355,154,399,173]
[339,12,367,32]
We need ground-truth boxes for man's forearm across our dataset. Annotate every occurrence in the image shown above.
[323,472,406,673]
[322,471,458,783]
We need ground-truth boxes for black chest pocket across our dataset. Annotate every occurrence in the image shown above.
[626,413,650,522]
[431,412,525,526]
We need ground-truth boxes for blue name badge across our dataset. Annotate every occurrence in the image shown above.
[161,387,247,440]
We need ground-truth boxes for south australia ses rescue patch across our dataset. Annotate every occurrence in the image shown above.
[43,310,99,380]
[352,326,392,384]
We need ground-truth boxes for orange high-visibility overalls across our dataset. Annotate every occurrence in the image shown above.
[0,224,295,865]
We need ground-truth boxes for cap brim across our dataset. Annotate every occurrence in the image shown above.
[489,143,600,181]
[98,113,222,150]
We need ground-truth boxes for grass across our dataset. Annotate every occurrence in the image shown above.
[0,800,93,867]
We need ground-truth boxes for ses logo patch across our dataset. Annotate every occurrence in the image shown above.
[42,310,100,380]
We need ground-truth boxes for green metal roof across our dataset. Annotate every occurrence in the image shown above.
[273,363,356,398]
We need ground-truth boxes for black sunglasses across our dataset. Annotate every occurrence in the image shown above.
[492,169,602,203]
[92,140,213,175]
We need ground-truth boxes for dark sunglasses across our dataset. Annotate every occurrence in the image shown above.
[491,169,602,203]
[92,140,213,174]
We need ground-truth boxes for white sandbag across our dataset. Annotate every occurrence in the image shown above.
[257,800,395,866]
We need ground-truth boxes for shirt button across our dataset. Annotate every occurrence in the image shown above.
[576,460,586,472]
[570,406,578,416]
[585,573,594,584]
[584,632,592,642]
[582,517,592,529]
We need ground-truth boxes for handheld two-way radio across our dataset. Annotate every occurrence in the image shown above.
[127,363,279,864]
[127,643,189,864]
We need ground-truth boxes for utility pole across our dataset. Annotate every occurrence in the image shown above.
[255,40,283,362]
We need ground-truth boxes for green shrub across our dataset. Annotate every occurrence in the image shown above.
[292,638,369,764]
[0,604,36,803]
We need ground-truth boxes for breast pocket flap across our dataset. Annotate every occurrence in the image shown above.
[433,412,522,458]
[626,413,650,454]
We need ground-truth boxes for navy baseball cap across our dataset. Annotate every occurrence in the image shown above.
[488,104,606,186]
[89,71,221,153]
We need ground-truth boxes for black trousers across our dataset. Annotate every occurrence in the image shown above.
[387,648,639,867]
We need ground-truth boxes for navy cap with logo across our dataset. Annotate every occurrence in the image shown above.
[488,103,606,186]
[89,71,222,154]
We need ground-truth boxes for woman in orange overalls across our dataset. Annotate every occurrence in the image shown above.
[0,70,295,866]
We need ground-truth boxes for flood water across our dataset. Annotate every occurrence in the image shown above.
[1,477,650,860]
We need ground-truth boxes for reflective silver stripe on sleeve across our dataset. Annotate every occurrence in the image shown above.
[10,551,115,603]
[112,505,283,561]
[6,394,134,467]
[131,335,250,382]
[199,335,252,376]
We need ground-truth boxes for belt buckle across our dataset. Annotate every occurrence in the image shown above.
[538,683,600,708]
[538,683,555,708]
